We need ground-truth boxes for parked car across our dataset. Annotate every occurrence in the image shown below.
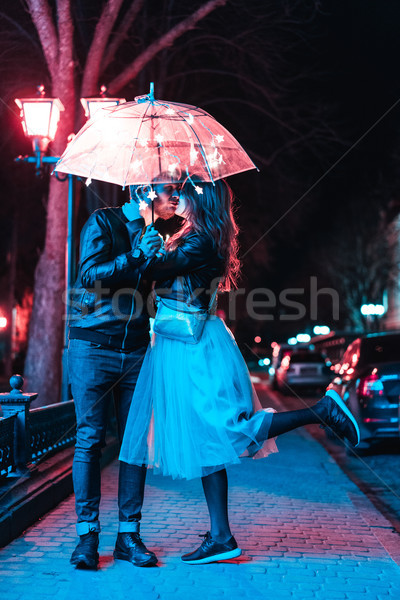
[270,343,294,389]
[327,331,400,449]
[275,351,333,393]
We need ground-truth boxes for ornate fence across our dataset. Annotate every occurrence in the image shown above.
[30,401,76,462]
[0,375,76,478]
[0,414,16,477]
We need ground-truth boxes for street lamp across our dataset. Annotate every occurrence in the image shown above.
[296,333,311,343]
[15,85,64,175]
[360,304,385,316]
[360,303,386,332]
[80,86,125,120]
[15,86,73,402]
[14,86,126,401]
[313,325,331,336]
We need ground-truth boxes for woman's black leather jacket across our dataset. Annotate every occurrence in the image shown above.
[143,231,225,309]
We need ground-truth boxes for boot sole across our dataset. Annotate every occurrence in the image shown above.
[113,549,158,567]
[326,389,360,447]
[70,553,99,570]
[181,547,242,565]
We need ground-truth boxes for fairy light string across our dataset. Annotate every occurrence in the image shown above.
[82,84,228,194]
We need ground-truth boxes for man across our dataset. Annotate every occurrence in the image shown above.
[68,181,180,569]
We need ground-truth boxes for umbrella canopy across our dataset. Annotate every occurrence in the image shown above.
[54,87,257,187]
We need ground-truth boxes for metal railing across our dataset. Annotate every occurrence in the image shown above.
[30,401,76,462]
[0,414,17,477]
[0,375,76,478]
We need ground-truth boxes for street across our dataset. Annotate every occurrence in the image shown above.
[254,374,400,536]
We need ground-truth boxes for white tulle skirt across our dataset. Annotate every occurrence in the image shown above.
[119,316,278,480]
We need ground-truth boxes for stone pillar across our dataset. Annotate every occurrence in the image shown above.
[0,375,38,476]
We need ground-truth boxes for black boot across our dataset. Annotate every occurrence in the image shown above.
[70,531,99,569]
[114,532,158,567]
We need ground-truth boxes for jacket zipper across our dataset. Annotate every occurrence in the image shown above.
[122,274,142,350]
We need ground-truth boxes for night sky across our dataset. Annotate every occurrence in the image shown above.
[1,0,400,352]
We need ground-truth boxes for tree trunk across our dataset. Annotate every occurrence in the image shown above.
[24,79,75,406]
[22,0,227,405]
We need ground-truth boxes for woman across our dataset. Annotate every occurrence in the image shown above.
[120,178,360,565]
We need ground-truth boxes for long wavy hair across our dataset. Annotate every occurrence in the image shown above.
[167,179,241,291]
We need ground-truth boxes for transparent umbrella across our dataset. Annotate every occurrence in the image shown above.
[54,84,258,188]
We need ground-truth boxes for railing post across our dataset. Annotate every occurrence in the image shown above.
[0,375,38,476]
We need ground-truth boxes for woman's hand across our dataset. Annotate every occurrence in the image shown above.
[139,225,163,258]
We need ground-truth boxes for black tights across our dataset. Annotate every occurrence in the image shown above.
[257,406,321,440]
[201,469,231,541]
[201,404,323,542]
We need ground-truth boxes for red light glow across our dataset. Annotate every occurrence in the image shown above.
[14,97,64,142]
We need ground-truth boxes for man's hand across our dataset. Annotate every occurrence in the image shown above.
[139,225,163,258]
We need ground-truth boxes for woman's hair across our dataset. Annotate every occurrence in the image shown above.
[167,179,241,291]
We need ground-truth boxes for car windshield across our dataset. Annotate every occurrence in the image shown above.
[290,353,326,364]
[361,336,400,364]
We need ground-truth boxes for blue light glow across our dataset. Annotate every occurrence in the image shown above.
[313,325,330,335]
[296,333,311,343]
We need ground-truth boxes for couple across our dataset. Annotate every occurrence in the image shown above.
[68,176,360,569]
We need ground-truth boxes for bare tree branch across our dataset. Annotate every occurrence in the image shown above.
[26,0,59,80]
[101,0,144,73]
[0,11,42,52]
[81,0,125,96]
[107,0,228,94]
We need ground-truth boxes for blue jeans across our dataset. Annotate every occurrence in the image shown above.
[68,338,148,533]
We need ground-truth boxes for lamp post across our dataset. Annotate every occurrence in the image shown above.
[360,303,386,332]
[14,86,126,402]
[15,86,74,402]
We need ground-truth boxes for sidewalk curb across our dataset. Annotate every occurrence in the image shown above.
[0,436,119,548]
[263,384,400,566]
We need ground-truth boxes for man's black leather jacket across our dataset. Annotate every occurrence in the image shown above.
[69,207,151,350]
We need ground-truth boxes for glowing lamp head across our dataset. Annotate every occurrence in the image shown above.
[360,303,386,316]
[254,336,262,344]
[80,97,126,120]
[15,96,64,152]
[0,317,7,328]
[296,333,311,343]
[313,325,331,336]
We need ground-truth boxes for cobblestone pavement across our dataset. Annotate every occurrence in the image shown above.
[1,386,400,599]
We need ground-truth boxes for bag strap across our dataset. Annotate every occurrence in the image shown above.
[207,284,219,314]
[183,275,219,314]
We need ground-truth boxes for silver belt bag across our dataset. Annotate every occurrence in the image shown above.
[153,278,218,344]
